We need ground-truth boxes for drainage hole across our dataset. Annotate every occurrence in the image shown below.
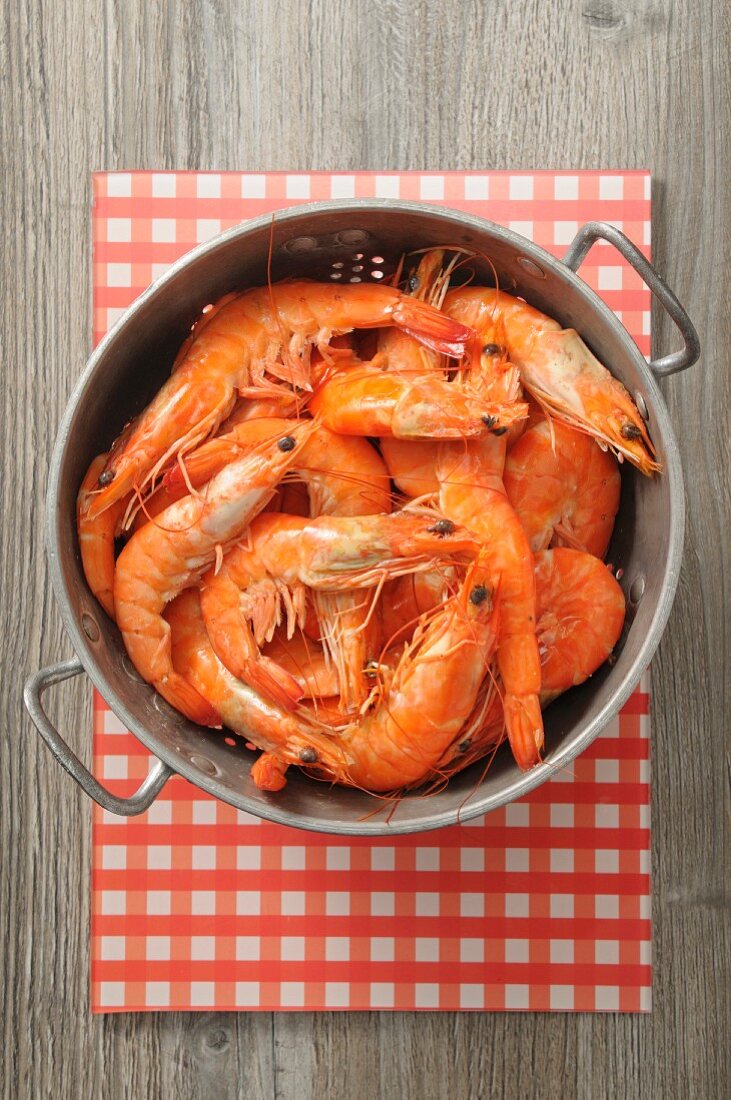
[629,575,646,604]
[81,613,100,642]
[190,753,218,776]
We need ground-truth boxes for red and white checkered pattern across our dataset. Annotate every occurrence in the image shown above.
[91,171,652,1013]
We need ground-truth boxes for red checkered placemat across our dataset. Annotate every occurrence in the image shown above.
[91,171,652,1013]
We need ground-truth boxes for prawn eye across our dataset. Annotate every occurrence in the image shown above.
[364,659,380,678]
[482,343,502,357]
[621,423,642,441]
[277,435,296,452]
[457,739,471,753]
[427,518,456,536]
[469,584,490,606]
[408,274,420,293]
[97,468,115,487]
[299,746,319,764]
[490,426,508,437]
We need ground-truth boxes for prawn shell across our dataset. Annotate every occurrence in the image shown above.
[535,548,626,694]
[504,418,621,559]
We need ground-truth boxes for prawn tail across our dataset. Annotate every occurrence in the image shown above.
[393,298,474,359]
[251,752,290,791]
[503,693,544,770]
[157,672,222,728]
[243,656,305,712]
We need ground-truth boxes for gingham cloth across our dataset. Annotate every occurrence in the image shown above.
[91,171,652,1013]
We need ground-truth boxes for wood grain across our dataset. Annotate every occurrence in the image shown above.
[2,1,729,1097]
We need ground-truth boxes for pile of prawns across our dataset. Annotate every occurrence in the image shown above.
[77,246,657,797]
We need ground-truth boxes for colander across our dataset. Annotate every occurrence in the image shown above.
[23,201,699,834]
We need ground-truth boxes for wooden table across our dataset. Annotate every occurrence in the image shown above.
[2,2,728,1096]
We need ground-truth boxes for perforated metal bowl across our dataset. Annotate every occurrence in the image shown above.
[24,201,699,833]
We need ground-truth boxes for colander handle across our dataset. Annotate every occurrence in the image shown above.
[23,659,174,816]
[562,220,700,378]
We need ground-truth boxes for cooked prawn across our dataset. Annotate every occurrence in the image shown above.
[169,564,499,796]
[162,417,392,710]
[87,282,474,518]
[437,435,544,770]
[320,560,500,791]
[199,511,480,710]
[378,312,525,494]
[76,453,128,619]
[113,419,316,725]
[166,589,352,782]
[227,559,499,793]
[428,547,627,780]
[310,361,527,439]
[534,548,625,702]
[504,417,621,558]
[444,286,659,474]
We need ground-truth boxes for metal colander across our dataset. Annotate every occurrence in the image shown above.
[24,201,699,834]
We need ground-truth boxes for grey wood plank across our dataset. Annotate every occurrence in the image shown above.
[1,1,728,1098]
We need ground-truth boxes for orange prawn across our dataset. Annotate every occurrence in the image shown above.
[161,417,393,710]
[534,548,626,702]
[428,547,626,780]
[504,417,621,558]
[87,282,474,518]
[222,560,499,794]
[199,511,480,711]
[166,589,352,783]
[76,454,128,619]
[169,563,499,796]
[310,361,527,439]
[333,562,499,791]
[113,419,316,725]
[437,434,544,771]
[444,286,659,474]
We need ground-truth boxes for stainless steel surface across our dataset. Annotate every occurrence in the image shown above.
[23,659,174,814]
[562,221,701,376]
[27,200,694,833]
